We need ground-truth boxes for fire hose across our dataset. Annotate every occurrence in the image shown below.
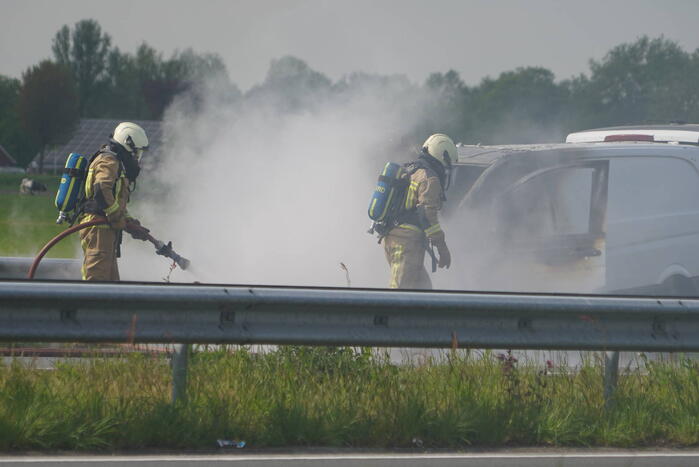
[28,218,190,279]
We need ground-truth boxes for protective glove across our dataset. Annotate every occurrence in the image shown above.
[434,239,451,269]
[125,218,150,241]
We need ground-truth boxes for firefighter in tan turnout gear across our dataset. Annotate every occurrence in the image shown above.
[79,122,151,281]
[384,134,455,289]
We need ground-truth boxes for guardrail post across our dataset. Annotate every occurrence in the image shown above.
[171,343,189,403]
[603,350,620,409]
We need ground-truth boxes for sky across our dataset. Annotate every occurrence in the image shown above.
[2,0,699,91]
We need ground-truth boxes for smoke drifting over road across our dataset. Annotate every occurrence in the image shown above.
[115,61,575,292]
[119,72,446,287]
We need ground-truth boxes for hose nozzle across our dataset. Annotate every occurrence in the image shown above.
[153,240,190,270]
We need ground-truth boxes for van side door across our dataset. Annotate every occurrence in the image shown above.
[493,161,609,293]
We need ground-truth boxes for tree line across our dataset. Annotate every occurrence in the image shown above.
[0,19,231,170]
[1,18,699,170]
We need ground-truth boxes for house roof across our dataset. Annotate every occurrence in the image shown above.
[0,143,17,167]
[35,119,163,170]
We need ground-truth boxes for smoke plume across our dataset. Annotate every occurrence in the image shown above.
[118,72,440,287]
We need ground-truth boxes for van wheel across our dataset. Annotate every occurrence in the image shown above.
[660,275,697,297]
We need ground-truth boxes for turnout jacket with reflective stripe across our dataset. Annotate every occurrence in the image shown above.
[82,151,129,228]
[399,167,445,242]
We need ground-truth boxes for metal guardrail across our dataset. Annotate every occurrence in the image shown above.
[0,280,698,351]
[2,279,698,404]
[0,257,80,280]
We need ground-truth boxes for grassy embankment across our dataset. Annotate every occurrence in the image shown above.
[0,347,698,450]
[0,173,78,258]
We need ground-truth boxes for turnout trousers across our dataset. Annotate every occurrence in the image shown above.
[80,225,120,281]
[383,226,432,290]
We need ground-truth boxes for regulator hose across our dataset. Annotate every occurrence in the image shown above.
[27,218,108,279]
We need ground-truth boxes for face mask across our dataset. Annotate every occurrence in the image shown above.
[442,151,452,192]
[112,147,141,182]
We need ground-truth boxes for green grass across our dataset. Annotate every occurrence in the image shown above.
[0,173,78,258]
[1,347,698,451]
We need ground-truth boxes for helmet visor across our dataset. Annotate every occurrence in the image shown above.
[134,147,146,162]
[443,151,452,191]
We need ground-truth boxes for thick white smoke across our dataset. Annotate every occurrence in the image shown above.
[113,67,589,294]
[118,75,438,287]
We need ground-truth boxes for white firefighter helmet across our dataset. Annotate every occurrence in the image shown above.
[422,133,457,168]
[113,122,149,161]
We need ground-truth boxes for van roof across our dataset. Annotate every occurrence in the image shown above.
[456,143,572,166]
[455,138,699,167]
[566,124,699,144]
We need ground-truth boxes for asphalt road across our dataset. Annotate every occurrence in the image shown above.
[2,451,699,466]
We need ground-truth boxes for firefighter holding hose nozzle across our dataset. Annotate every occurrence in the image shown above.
[79,122,151,281]
[30,121,189,280]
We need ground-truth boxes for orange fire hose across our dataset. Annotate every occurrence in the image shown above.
[27,218,108,279]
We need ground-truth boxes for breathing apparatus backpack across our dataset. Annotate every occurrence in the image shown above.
[367,162,411,238]
[54,153,89,225]
[368,159,442,271]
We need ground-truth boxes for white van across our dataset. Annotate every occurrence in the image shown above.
[442,124,699,296]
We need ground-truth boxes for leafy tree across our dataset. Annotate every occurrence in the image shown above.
[166,49,228,82]
[573,36,698,128]
[144,48,233,118]
[52,19,112,116]
[52,25,71,65]
[0,75,38,168]
[424,70,471,142]
[469,67,568,143]
[246,56,332,112]
[100,47,146,119]
[130,44,180,119]
[332,72,426,153]
[333,72,418,115]
[98,43,163,120]
[18,61,79,173]
[161,48,240,116]
[102,43,237,120]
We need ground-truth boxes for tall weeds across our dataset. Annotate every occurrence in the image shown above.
[0,347,698,450]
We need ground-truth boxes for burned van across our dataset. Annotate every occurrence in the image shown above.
[441,125,699,296]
